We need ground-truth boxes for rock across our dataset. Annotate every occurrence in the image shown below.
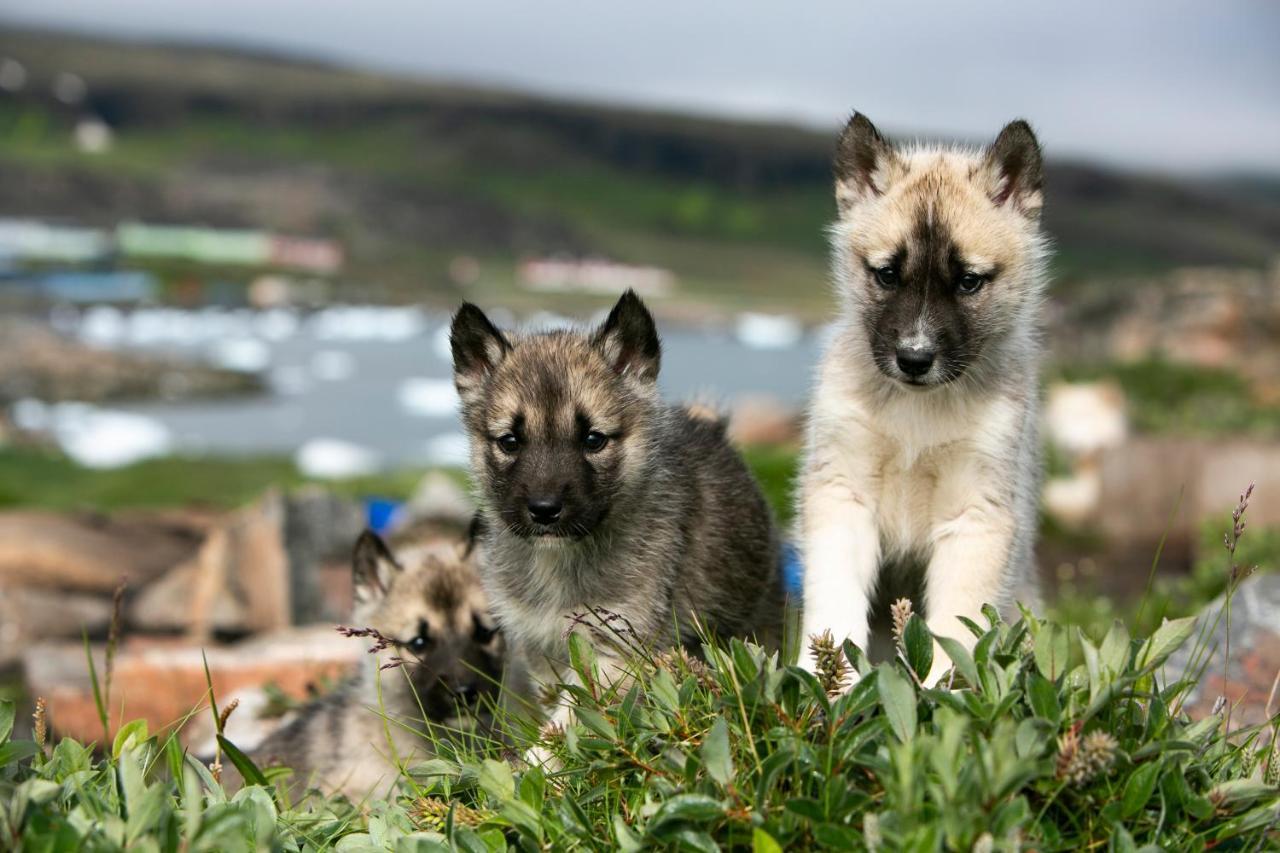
[405,471,472,526]
[129,492,291,638]
[0,584,115,668]
[1163,572,1280,729]
[1043,466,1102,528]
[0,510,207,594]
[1045,381,1128,459]
[1192,444,1280,531]
[1048,264,1280,393]
[283,487,364,625]
[233,492,291,635]
[388,475,475,554]
[23,626,361,747]
[727,395,801,448]
[0,317,261,405]
[1093,438,1280,544]
[129,527,244,635]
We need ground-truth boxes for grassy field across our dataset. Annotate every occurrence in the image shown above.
[2,605,1277,849]
[0,447,429,512]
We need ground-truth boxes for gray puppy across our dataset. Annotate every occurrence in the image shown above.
[450,290,784,737]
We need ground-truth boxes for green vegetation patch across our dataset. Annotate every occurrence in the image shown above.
[1055,358,1280,437]
[0,447,428,512]
[2,609,1277,849]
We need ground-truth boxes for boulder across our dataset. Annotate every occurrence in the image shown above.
[283,487,364,625]
[1044,381,1128,459]
[23,626,361,747]
[1164,572,1280,729]
[129,492,291,638]
[727,395,801,448]
[1092,438,1280,543]
[0,584,115,668]
[0,510,206,593]
[0,317,261,404]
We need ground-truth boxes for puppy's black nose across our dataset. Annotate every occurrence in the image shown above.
[527,498,563,525]
[456,684,479,705]
[895,347,935,378]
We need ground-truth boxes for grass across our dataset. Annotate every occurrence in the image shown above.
[2,605,1277,849]
[0,446,432,512]
[1,462,1277,849]
[0,445,789,517]
[2,447,1279,848]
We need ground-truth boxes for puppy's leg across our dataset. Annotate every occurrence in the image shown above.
[798,468,880,673]
[922,490,1014,686]
[522,646,633,769]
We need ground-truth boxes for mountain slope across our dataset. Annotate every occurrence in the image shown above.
[1,27,1276,315]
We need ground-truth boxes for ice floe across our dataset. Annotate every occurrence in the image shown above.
[423,433,470,467]
[49,404,173,469]
[208,337,272,373]
[396,377,459,418]
[307,306,425,342]
[735,313,803,350]
[295,438,381,479]
[310,349,356,382]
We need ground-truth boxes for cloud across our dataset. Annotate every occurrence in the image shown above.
[2,0,1277,171]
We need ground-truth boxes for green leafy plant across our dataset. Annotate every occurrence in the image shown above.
[4,602,1276,850]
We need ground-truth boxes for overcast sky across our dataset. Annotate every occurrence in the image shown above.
[3,0,1278,173]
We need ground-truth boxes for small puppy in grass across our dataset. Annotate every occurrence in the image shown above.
[450,290,785,750]
[799,112,1048,685]
[234,529,504,801]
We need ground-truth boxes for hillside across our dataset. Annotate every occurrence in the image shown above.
[1,27,1278,316]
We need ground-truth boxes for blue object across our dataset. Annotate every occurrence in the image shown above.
[365,498,404,535]
[37,270,157,303]
[780,540,804,599]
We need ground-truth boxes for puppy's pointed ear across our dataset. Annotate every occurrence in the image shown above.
[592,289,660,382]
[352,530,400,605]
[464,513,485,559]
[451,303,509,403]
[982,119,1043,219]
[834,112,902,214]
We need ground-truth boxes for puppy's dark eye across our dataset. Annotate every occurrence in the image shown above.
[496,433,520,454]
[407,633,430,653]
[873,266,899,288]
[473,617,498,644]
[957,272,986,295]
[583,431,608,453]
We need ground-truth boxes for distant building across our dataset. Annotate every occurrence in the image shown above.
[268,236,344,274]
[116,223,272,266]
[0,219,112,263]
[0,218,344,275]
[26,270,157,303]
[117,224,343,273]
[518,257,676,298]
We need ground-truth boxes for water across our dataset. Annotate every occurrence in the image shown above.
[62,306,823,469]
